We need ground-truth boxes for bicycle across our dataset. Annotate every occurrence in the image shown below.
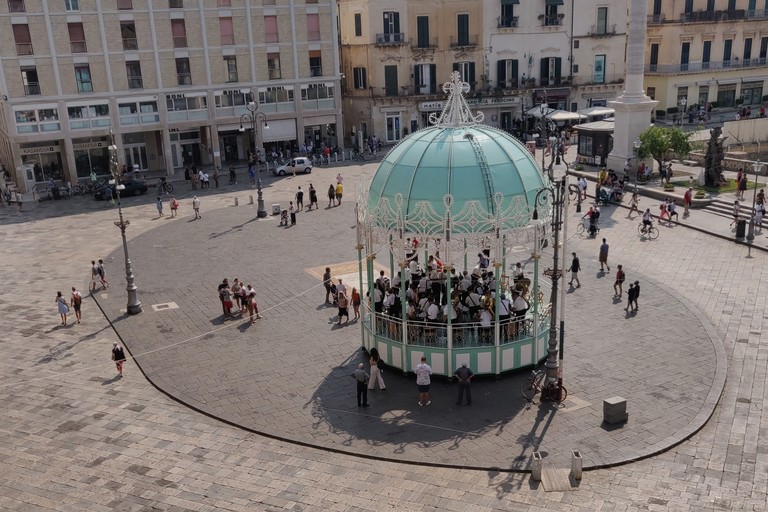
[637,222,659,240]
[157,180,174,194]
[575,219,599,237]
[521,368,567,403]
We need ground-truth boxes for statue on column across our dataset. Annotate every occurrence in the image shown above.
[704,126,726,188]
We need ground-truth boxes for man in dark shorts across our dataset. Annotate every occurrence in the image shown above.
[70,287,82,324]
[415,356,433,406]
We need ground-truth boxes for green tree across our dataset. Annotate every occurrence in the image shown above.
[636,126,692,171]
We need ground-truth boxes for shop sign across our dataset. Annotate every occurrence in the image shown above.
[72,141,105,150]
[166,93,186,100]
[21,146,56,155]
[419,96,520,112]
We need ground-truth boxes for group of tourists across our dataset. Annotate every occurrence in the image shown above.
[217,277,262,323]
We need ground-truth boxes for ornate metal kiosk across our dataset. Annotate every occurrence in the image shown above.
[356,73,552,377]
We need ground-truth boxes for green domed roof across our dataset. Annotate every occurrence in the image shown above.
[367,124,546,236]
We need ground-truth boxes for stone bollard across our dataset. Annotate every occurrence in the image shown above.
[531,451,543,481]
[234,197,239,207]
[571,450,582,480]
[603,396,628,424]
[249,195,254,205]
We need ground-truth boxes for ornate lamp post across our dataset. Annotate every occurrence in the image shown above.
[540,103,549,171]
[108,129,142,315]
[532,173,567,401]
[747,160,763,241]
[679,97,687,126]
[239,96,268,218]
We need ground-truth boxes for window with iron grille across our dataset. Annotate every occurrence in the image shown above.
[126,61,143,89]
[121,22,138,50]
[68,23,87,53]
[176,58,191,85]
[309,51,322,77]
[224,56,238,83]
[12,24,33,56]
[75,65,93,93]
[21,66,40,96]
[268,53,281,80]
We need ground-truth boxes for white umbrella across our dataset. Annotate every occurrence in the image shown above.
[579,106,615,117]
[546,110,587,122]
[526,105,556,118]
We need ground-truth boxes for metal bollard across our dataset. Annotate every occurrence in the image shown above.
[249,195,254,205]
[234,197,239,206]
[571,450,582,480]
[531,451,543,481]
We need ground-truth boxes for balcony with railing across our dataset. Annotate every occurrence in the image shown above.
[173,36,187,48]
[16,43,33,56]
[497,79,519,91]
[268,69,282,80]
[123,38,138,51]
[24,83,41,96]
[177,73,192,86]
[681,9,745,23]
[746,8,768,19]
[646,57,768,74]
[409,37,437,50]
[540,15,564,26]
[497,16,518,28]
[375,33,405,45]
[449,35,478,48]
[128,76,143,89]
[310,66,323,77]
[70,40,87,53]
[586,24,616,37]
[647,14,665,24]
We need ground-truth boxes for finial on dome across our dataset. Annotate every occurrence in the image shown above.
[428,71,485,127]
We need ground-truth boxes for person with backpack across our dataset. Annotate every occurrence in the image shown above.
[170,196,180,218]
[70,287,82,324]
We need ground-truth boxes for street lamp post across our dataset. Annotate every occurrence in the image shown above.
[679,98,687,126]
[532,174,566,401]
[240,98,268,218]
[747,161,763,241]
[108,129,142,315]
[540,103,549,171]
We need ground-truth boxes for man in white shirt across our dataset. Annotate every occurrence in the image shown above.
[426,298,440,321]
[336,278,346,297]
[459,271,472,292]
[373,286,383,313]
[414,356,432,406]
[512,290,528,337]
[511,262,525,282]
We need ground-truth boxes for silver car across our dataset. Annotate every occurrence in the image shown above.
[272,157,313,176]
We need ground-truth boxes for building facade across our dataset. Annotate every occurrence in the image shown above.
[338,0,628,145]
[645,0,768,114]
[0,0,342,192]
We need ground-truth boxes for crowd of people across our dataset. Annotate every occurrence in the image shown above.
[329,248,534,346]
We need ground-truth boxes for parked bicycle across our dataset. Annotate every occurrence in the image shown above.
[575,218,600,237]
[520,368,567,403]
[637,222,659,240]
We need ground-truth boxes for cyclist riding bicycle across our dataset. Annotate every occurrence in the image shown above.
[641,208,653,233]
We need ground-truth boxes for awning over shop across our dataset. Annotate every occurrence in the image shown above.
[579,106,615,117]
[545,0,564,5]
[263,119,297,142]
[546,110,587,122]
[501,0,519,4]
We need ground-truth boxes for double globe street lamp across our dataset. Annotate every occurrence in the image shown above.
[239,96,269,218]
[107,128,142,315]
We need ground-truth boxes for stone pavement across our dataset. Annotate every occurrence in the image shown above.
[0,158,766,511]
[91,173,725,472]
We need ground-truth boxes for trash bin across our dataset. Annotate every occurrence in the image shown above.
[736,219,747,239]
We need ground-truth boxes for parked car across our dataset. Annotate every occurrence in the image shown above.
[94,179,148,200]
[272,157,313,176]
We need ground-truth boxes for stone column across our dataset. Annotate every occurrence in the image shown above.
[606,0,658,173]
